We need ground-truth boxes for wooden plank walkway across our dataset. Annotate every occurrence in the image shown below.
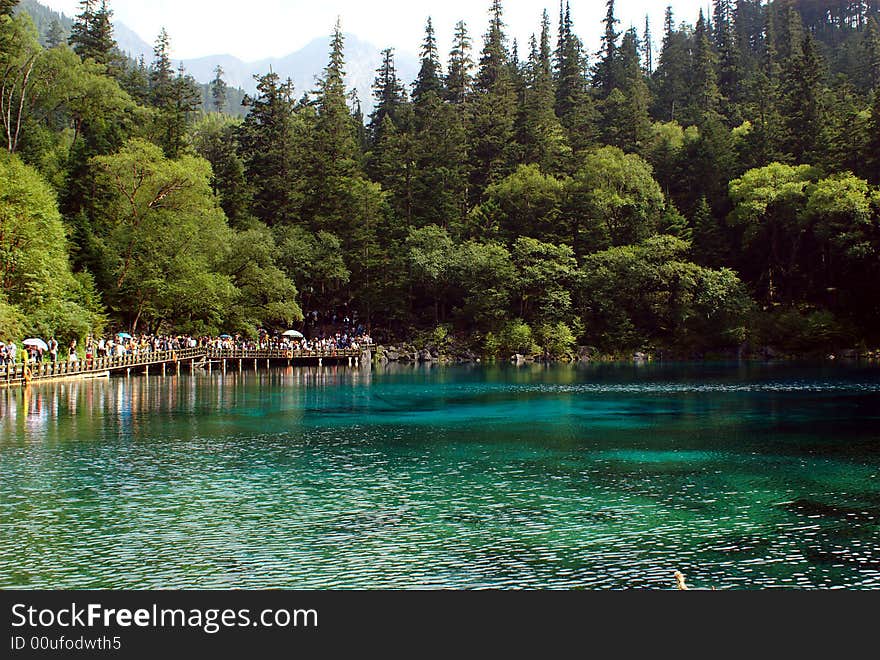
[0,347,365,388]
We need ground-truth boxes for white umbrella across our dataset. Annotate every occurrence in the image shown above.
[282,330,304,339]
[23,338,49,351]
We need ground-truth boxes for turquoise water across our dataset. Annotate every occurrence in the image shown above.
[1,362,879,590]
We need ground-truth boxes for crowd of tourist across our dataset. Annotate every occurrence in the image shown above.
[0,327,374,367]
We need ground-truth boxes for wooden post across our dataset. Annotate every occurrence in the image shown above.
[266,359,270,369]
[162,362,166,376]
[145,365,149,377]
[254,359,257,371]
[239,359,242,372]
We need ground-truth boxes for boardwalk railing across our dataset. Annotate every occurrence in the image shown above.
[1,347,365,386]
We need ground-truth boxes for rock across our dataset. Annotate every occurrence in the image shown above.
[386,350,400,361]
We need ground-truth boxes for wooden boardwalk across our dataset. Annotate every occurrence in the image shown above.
[0,347,365,388]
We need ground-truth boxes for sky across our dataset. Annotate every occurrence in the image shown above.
[40,0,713,62]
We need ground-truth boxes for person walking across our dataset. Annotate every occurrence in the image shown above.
[48,338,59,363]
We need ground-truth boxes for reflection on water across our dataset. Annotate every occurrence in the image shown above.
[1,362,879,589]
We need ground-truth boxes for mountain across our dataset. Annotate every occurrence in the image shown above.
[18,1,418,115]
[179,34,419,113]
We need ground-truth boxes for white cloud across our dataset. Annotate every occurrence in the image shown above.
[40,0,712,62]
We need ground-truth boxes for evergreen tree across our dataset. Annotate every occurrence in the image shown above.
[691,195,727,267]
[68,0,96,58]
[368,48,406,145]
[868,89,880,184]
[786,33,825,163]
[554,2,597,152]
[239,71,298,225]
[518,9,568,171]
[652,7,691,122]
[149,27,174,108]
[690,10,722,124]
[445,20,474,105]
[0,0,18,17]
[313,20,359,177]
[470,0,517,195]
[713,0,742,117]
[608,28,651,153]
[643,15,653,74]
[594,0,621,97]
[47,19,65,48]
[210,65,228,113]
[740,5,785,167]
[90,0,115,65]
[412,17,443,109]
[148,30,199,157]
[863,17,880,92]
[69,0,115,65]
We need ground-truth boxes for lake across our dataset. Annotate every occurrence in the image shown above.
[1,362,879,589]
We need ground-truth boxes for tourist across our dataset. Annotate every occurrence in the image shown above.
[48,338,59,363]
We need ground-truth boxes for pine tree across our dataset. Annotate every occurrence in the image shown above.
[518,9,568,171]
[690,10,722,124]
[90,0,116,65]
[867,88,880,184]
[210,65,228,113]
[412,17,443,109]
[863,17,880,92]
[713,0,742,117]
[614,28,651,152]
[786,33,825,163]
[594,0,621,97]
[239,71,298,225]
[470,0,517,194]
[148,30,199,158]
[149,27,174,108]
[0,0,18,17]
[738,3,786,168]
[445,20,474,105]
[69,0,96,58]
[554,2,597,152]
[69,0,116,65]
[47,19,65,48]
[691,195,727,267]
[369,48,406,144]
[652,6,691,122]
[313,19,359,175]
[643,15,653,74]
[165,65,202,158]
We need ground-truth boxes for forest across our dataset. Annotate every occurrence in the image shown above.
[2,0,880,359]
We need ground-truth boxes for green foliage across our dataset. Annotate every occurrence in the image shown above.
[565,146,664,254]
[484,319,537,358]
[220,225,302,333]
[7,2,880,353]
[535,321,577,359]
[578,236,751,351]
[275,225,350,312]
[0,151,101,342]
[89,138,237,332]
